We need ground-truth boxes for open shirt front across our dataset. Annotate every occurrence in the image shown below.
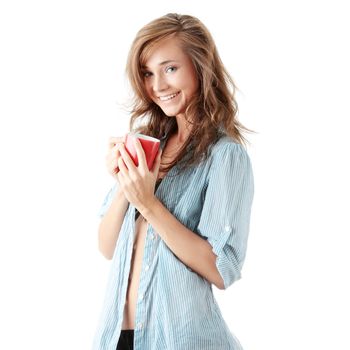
[93,133,254,350]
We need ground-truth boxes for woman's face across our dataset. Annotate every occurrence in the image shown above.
[142,37,199,118]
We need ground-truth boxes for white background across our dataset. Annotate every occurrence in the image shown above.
[1,1,349,349]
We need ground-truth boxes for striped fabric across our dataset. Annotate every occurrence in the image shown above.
[92,133,254,350]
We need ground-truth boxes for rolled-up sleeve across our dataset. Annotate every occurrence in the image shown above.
[98,182,118,218]
[197,142,254,289]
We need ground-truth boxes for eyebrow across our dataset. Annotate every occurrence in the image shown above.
[141,60,179,69]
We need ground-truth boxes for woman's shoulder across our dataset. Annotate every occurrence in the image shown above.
[210,134,248,159]
[206,135,253,180]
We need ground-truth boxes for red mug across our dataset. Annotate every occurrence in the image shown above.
[121,133,160,170]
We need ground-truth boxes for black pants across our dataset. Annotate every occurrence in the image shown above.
[116,329,134,350]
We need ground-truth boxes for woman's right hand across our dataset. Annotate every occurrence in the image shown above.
[105,135,126,181]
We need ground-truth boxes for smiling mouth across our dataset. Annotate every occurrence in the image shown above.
[158,91,180,101]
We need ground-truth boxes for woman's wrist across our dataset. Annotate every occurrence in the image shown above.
[114,184,128,204]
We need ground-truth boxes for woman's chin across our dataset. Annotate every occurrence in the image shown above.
[161,108,179,117]
[160,105,186,117]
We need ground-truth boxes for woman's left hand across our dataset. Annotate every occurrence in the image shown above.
[117,137,162,213]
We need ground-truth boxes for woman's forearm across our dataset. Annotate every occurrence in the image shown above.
[98,186,129,260]
[140,197,225,289]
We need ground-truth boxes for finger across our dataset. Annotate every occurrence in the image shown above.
[106,150,120,167]
[116,169,124,186]
[109,144,124,164]
[111,147,121,159]
[108,136,124,144]
[119,145,136,172]
[111,157,119,172]
[108,136,125,149]
[114,143,124,153]
[112,166,120,176]
[110,142,124,152]
[133,137,148,169]
[106,154,118,171]
[117,155,128,173]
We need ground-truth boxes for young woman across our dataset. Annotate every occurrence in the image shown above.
[93,13,255,350]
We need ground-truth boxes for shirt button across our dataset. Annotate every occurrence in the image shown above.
[145,265,149,271]
[224,225,231,232]
[139,293,144,301]
[149,233,154,240]
[137,322,143,329]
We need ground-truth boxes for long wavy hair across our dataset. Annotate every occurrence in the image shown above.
[124,13,255,175]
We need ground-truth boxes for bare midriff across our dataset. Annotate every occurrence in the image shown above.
[121,214,149,330]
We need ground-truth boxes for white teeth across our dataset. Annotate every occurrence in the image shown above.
[159,92,179,101]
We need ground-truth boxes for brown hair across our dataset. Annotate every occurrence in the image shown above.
[124,13,256,175]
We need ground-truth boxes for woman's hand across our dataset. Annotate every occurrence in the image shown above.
[117,137,162,213]
[105,135,126,182]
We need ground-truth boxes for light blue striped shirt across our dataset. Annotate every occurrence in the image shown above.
[92,133,254,350]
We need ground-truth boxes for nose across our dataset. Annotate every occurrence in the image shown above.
[152,74,168,93]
